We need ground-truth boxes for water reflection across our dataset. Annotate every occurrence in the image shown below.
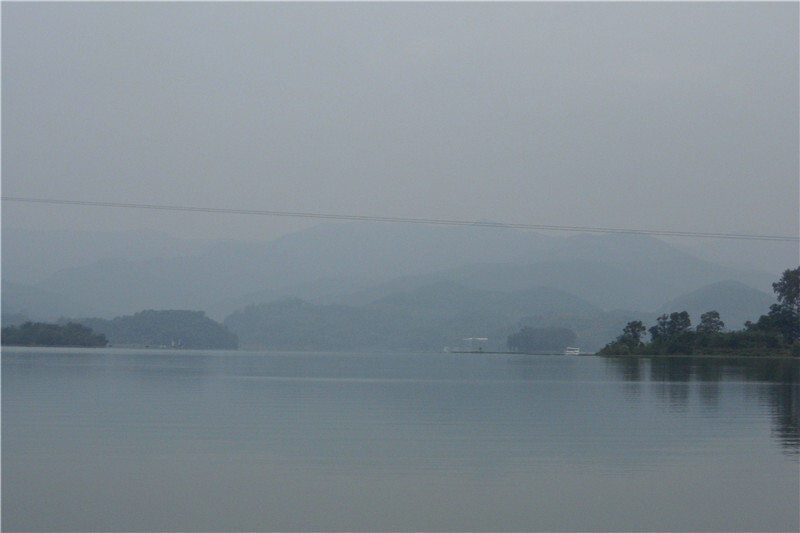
[4,349,799,532]
[605,356,800,453]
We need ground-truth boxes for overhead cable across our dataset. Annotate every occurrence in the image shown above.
[2,196,797,242]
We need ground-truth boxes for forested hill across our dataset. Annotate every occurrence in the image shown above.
[1,322,107,347]
[3,225,778,323]
[222,282,605,352]
[81,310,238,349]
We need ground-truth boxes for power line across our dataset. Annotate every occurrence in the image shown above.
[2,196,798,242]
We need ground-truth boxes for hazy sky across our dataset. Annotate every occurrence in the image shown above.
[3,2,798,246]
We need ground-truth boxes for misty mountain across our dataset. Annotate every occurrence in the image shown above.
[516,232,776,297]
[657,280,776,331]
[209,276,371,319]
[7,222,557,320]
[1,280,98,323]
[2,222,782,329]
[224,298,378,351]
[37,258,206,318]
[331,237,774,312]
[2,227,222,284]
[221,280,705,353]
[224,282,603,352]
[674,238,797,279]
[370,281,601,319]
[81,310,238,349]
[179,221,556,304]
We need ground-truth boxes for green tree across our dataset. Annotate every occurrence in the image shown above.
[621,320,646,347]
[747,267,800,344]
[773,267,800,313]
[601,268,800,357]
[770,267,799,343]
[697,311,725,334]
[666,311,692,337]
[649,314,669,342]
[1,321,107,347]
[649,312,690,342]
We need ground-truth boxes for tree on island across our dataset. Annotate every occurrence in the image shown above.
[649,311,691,342]
[613,320,646,352]
[1,322,108,347]
[507,326,577,353]
[600,266,799,357]
[697,311,725,335]
[746,267,800,344]
[81,310,239,349]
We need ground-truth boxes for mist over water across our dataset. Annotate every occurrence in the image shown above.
[4,5,797,529]
[3,2,797,245]
[3,348,797,532]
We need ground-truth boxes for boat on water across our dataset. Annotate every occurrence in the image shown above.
[564,346,580,355]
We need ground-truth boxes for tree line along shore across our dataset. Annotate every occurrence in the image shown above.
[597,267,798,357]
[3,267,798,356]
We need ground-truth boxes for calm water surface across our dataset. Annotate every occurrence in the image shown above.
[3,348,798,532]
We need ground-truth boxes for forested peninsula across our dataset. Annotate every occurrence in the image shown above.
[1,321,107,347]
[2,310,238,349]
[82,310,239,349]
[598,267,799,357]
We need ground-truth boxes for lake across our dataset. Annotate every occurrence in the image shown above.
[3,347,798,532]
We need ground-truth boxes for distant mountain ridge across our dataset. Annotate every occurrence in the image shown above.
[2,280,94,322]
[223,282,604,352]
[2,227,222,284]
[1,222,783,352]
[369,280,601,319]
[5,223,558,319]
[221,277,776,353]
[332,255,773,313]
[81,310,238,349]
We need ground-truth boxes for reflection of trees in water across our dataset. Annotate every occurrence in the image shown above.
[770,382,800,452]
[611,356,644,400]
[649,358,693,410]
[606,356,800,454]
[718,359,799,455]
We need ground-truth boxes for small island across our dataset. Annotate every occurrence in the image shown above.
[81,310,239,349]
[1,321,108,347]
[599,267,799,357]
[1,310,239,349]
